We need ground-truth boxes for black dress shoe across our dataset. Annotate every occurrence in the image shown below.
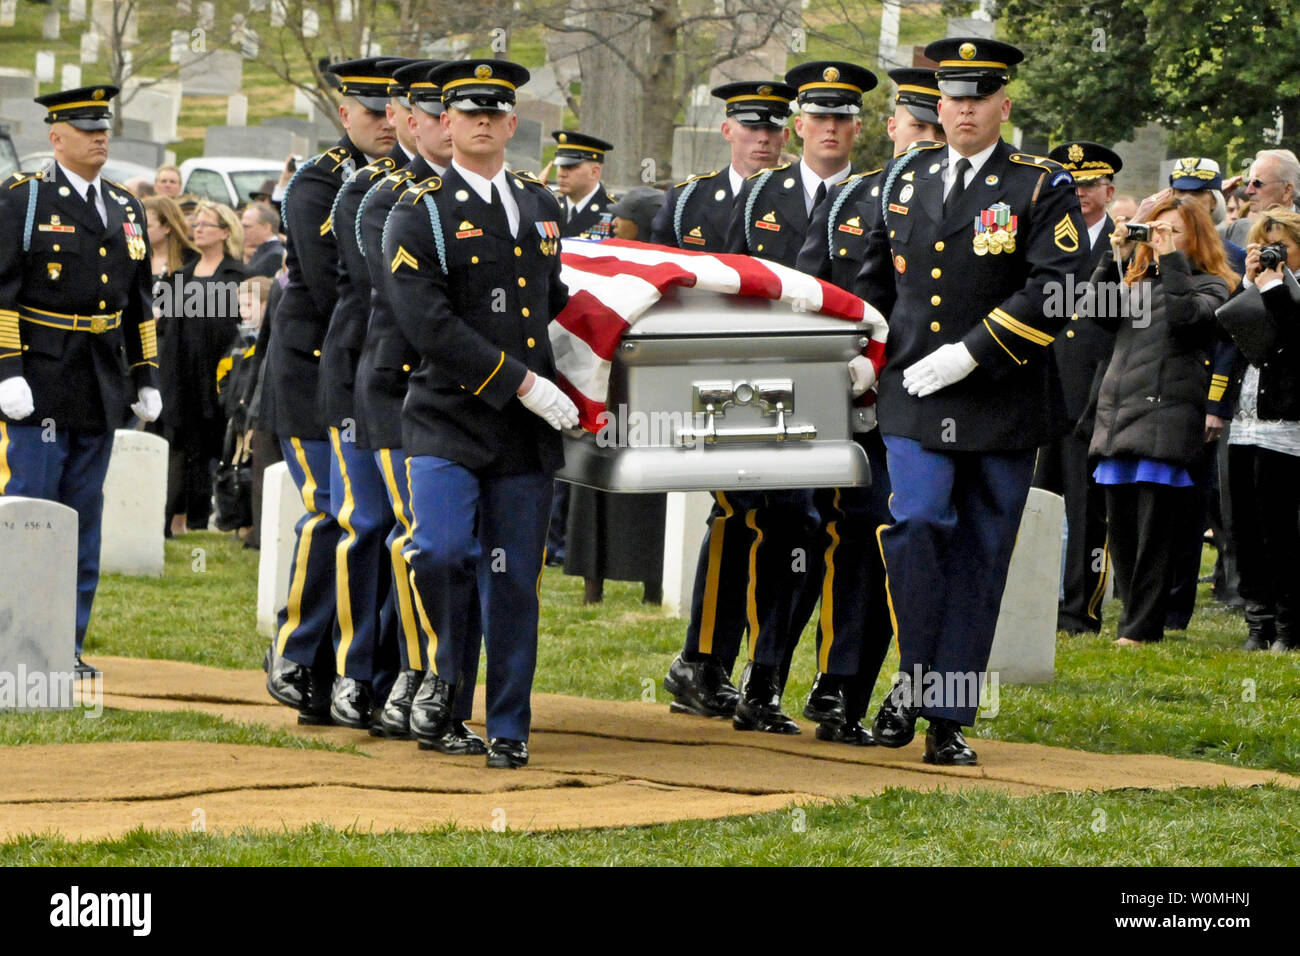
[371,669,422,738]
[74,656,100,680]
[815,720,876,746]
[803,672,848,726]
[923,718,978,765]
[732,662,800,735]
[266,653,311,709]
[486,737,529,768]
[663,654,739,718]
[297,669,334,725]
[328,676,375,729]
[871,673,918,748]
[409,672,456,745]
[420,720,488,755]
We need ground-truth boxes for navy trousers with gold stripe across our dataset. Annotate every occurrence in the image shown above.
[404,456,550,742]
[276,437,339,670]
[743,490,820,670]
[879,436,1034,726]
[0,422,114,655]
[329,427,397,697]
[681,492,749,671]
[375,446,481,721]
[779,430,894,692]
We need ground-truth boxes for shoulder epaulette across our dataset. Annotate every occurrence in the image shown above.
[5,172,34,189]
[385,168,416,188]
[911,140,945,152]
[321,146,352,172]
[748,161,791,181]
[510,170,545,186]
[1011,152,1073,187]
[355,157,397,183]
[405,176,443,203]
[674,168,721,189]
[835,167,881,189]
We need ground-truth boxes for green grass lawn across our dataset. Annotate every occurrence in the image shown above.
[0,529,1291,865]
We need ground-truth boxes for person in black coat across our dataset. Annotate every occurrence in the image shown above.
[1087,195,1235,645]
[240,200,285,278]
[161,199,245,533]
[1218,208,1300,651]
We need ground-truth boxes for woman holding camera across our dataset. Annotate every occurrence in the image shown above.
[1088,195,1237,645]
[1218,210,1300,651]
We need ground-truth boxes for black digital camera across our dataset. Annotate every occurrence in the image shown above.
[1259,241,1289,271]
[1125,222,1152,243]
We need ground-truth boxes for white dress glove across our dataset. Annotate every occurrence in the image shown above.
[0,376,35,420]
[902,343,977,398]
[131,386,162,423]
[518,374,580,431]
[848,354,877,397]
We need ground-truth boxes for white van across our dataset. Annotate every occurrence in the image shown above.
[179,157,282,207]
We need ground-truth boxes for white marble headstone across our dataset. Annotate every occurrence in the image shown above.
[0,497,78,708]
[256,461,307,637]
[0,0,17,29]
[99,429,167,577]
[60,64,82,91]
[987,487,1064,683]
[659,491,713,619]
[80,31,100,65]
[35,51,55,84]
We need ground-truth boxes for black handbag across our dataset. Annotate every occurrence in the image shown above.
[213,417,253,531]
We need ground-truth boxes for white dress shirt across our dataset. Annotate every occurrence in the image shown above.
[800,160,852,216]
[58,162,106,225]
[943,141,998,200]
[452,160,520,237]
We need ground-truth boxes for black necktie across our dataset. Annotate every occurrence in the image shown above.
[488,183,510,237]
[811,181,827,214]
[944,158,971,217]
[85,183,103,227]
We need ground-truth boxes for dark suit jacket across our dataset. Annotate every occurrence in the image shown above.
[854,140,1086,451]
[382,166,569,474]
[245,238,285,278]
[650,168,736,250]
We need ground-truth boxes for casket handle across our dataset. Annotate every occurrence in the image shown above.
[677,378,817,445]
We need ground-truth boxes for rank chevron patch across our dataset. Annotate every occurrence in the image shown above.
[390,246,419,273]
[1054,215,1080,252]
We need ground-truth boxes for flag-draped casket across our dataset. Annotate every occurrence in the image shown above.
[550,239,888,492]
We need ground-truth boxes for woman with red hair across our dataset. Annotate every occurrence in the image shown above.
[1087,195,1237,645]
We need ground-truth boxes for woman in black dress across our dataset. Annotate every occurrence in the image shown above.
[161,200,245,534]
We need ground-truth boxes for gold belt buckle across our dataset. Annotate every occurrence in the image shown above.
[90,315,106,334]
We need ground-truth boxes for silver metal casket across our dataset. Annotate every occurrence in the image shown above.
[556,284,881,492]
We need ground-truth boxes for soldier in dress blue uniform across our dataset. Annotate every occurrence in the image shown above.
[0,85,161,678]
[1033,141,1123,635]
[656,80,795,722]
[263,57,398,723]
[314,58,418,729]
[855,38,1086,765]
[382,59,576,769]
[786,71,943,746]
[723,60,875,736]
[351,61,485,752]
[552,131,616,240]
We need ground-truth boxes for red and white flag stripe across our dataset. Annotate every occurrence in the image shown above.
[551,238,889,431]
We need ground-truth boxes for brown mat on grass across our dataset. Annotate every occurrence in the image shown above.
[0,655,1290,841]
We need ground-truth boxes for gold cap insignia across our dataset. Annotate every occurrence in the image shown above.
[823,67,840,83]
[959,42,976,60]
[758,84,772,96]
[475,64,492,79]
[558,133,567,143]
[92,88,106,100]
[1067,143,1084,163]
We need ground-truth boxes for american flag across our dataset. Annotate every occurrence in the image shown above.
[551,238,889,432]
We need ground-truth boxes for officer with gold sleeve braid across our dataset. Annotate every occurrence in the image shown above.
[0,85,160,678]
[263,57,396,723]
[855,38,1085,765]
[382,59,573,769]
[656,79,795,724]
